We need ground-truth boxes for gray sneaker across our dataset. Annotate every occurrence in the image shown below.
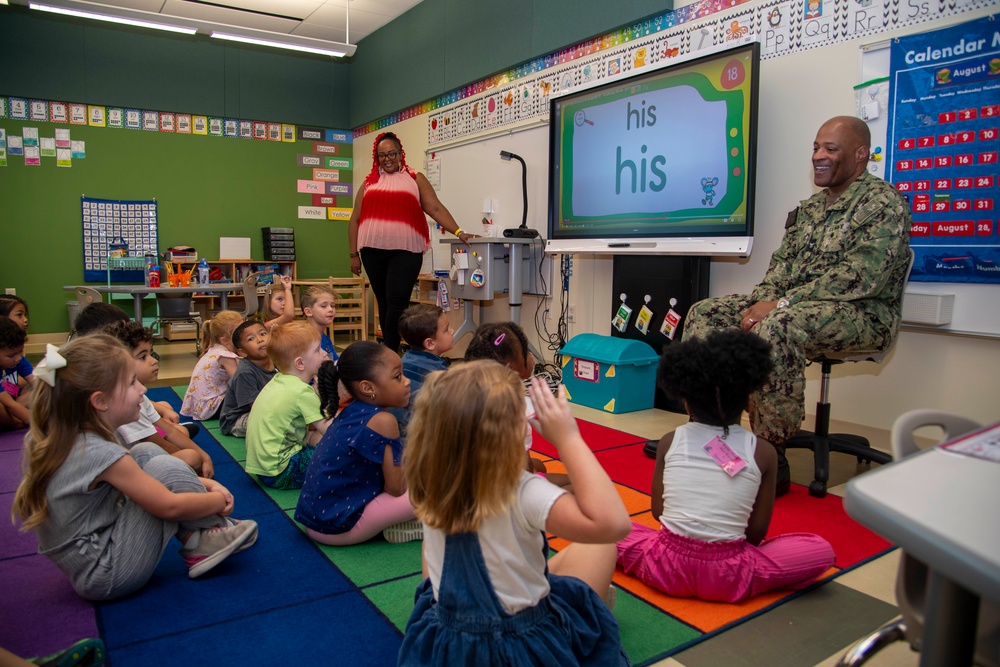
[382,519,423,544]
[180,519,258,578]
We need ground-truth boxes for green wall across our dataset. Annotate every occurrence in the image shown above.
[0,5,351,127]
[0,117,353,332]
[348,0,673,126]
[0,1,672,331]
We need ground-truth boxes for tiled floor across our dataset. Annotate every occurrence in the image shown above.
[153,339,919,667]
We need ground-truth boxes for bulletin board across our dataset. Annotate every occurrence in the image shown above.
[81,196,158,282]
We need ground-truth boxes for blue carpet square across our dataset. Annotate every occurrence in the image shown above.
[98,508,356,647]
[106,591,402,667]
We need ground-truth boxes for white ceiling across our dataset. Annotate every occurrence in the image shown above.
[29,0,424,47]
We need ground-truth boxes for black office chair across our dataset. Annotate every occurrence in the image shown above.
[782,248,914,497]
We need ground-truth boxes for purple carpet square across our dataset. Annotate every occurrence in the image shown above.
[0,429,26,452]
[0,555,98,658]
[0,492,38,559]
[0,448,25,493]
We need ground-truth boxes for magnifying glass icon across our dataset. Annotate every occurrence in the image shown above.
[574,110,595,127]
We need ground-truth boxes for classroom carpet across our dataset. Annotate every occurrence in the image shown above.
[0,387,896,666]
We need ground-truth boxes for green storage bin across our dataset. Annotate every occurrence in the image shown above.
[559,334,659,414]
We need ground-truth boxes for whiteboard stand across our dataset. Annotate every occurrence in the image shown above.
[441,237,548,361]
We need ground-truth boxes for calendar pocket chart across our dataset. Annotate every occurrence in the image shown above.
[886,16,1000,284]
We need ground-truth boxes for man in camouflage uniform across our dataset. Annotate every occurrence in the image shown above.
[680,116,911,494]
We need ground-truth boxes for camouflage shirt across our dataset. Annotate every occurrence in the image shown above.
[751,170,912,332]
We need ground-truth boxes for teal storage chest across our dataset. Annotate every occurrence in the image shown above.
[559,334,659,414]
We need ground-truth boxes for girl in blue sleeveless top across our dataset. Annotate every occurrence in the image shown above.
[399,360,632,665]
[295,341,418,545]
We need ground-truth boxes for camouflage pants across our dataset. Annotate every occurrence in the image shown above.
[682,295,891,445]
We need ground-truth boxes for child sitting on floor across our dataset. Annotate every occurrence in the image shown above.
[464,321,565,483]
[300,285,339,362]
[616,329,835,603]
[180,311,243,421]
[0,295,34,388]
[258,274,294,329]
[295,341,419,545]
[218,320,276,437]
[0,317,31,430]
[103,321,214,477]
[12,335,257,599]
[399,362,631,665]
[387,304,454,435]
[245,321,328,489]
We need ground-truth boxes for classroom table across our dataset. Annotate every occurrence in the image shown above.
[844,423,1000,667]
[64,283,243,323]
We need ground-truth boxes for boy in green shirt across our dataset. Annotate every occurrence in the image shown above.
[245,321,330,489]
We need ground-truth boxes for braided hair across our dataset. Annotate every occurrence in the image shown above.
[363,132,413,189]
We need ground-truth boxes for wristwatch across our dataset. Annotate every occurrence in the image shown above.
[776,298,790,309]
[349,252,360,258]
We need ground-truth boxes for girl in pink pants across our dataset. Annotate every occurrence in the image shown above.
[617,329,834,603]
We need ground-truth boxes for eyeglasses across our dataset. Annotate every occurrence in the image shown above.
[377,150,399,160]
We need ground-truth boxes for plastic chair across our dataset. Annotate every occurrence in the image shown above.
[837,410,999,667]
[239,272,263,319]
[74,286,103,308]
[781,248,914,498]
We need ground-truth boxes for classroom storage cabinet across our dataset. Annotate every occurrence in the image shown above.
[170,259,296,316]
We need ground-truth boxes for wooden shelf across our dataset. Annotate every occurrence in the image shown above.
[170,259,296,315]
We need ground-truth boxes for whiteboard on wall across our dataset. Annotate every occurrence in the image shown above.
[862,36,999,339]
[425,121,550,262]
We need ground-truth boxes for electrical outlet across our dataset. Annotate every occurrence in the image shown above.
[567,305,576,323]
[4,288,14,296]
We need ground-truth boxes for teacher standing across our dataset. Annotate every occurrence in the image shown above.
[348,132,471,352]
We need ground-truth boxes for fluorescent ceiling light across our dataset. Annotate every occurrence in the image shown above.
[29,2,197,34]
[211,32,348,58]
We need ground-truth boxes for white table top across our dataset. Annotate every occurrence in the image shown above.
[844,425,1000,606]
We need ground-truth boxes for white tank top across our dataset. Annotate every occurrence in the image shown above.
[660,422,762,542]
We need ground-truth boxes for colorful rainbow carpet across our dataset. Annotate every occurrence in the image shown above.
[0,387,896,666]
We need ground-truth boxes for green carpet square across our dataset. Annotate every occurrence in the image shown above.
[282,510,423,586]
[614,591,703,666]
[211,429,247,463]
[363,573,423,633]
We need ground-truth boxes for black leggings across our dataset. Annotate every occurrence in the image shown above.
[360,247,423,351]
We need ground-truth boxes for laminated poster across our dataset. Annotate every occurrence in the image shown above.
[10,98,27,120]
[0,97,6,118]
[30,100,48,122]
[224,119,238,137]
[0,148,6,167]
[208,117,223,136]
[24,146,40,166]
[160,113,175,132]
[71,140,86,159]
[8,135,23,156]
[268,122,281,141]
[176,114,191,133]
[56,148,71,167]
[239,120,253,139]
[50,102,68,123]
[40,137,56,157]
[70,103,87,125]
[142,111,158,131]
[125,109,141,130]
[22,127,38,148]
[282,124,296,142]
[192,116,207,135]
[253,121,267,140]
[0,128,5,148]
[55,128,71,148]
[88,105,106,127]
[107,108,124,129]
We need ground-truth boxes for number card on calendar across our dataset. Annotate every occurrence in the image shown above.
[885,16,1000,284]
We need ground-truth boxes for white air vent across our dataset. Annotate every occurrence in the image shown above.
[901,290,955,326]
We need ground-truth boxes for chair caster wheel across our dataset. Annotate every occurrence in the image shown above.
[808,480,827,498]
